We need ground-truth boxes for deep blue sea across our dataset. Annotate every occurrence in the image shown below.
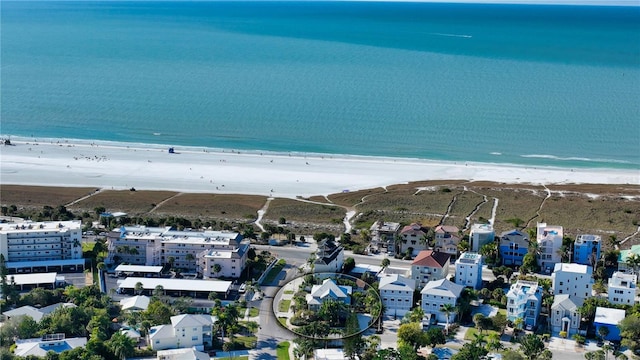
[2,1,639,169]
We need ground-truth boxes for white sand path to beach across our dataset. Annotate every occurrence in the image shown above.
[0,139,638,199]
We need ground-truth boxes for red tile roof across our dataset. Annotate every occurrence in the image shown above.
[412,250,450,268]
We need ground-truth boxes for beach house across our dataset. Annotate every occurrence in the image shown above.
[594,307,625,341]
[507,280,542,329]
[379,274,415,317]
[469,224,495,252]
[148,314,216,351]
[120,295,151,312]
[536,223,564,273]
[551,263,593,300]
[399,223,429,257]
[14,334,87,357]
[2,303,77,323]
[618,244,640,275]
[306,278,352,311]
[550,294,583,337]
[454,252,483,289]
[499,230,529,266]
[420,279,464,323]
[411,250,450,290]
[313,238,344,274]
[573,234,601,267]
[369,221,401,255]
[434,225,460,257]
[608,271,637,305]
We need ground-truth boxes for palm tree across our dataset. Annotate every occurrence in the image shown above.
[213,263,222,277]
[625,253,640,277]
[440,303,456,335]
[473,313,486,333]
[153,285,164,298]
[513,317,524,333]
[381,258,390,270]
[598,325,610,341]
[108,331,135,360]
[134,281,144,295]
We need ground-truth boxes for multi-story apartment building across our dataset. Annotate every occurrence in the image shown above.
[551,263,593,300]
[399,223,428,257]
[454,252,483,289]
[369,221,400,255]
[411,250,450,290]
[434,225,460,257]
[499,230,529,266]
[608,271,637,305]
[469,224,495,252]
[148,314,215,350]
[379,274,415,317]
[507,280,542,329]
[107,226,247,278]
[0,221,83,269]
[536,223,563,273]
[573,234,601,267]
[420,279,464,323]
[313,238,344,274]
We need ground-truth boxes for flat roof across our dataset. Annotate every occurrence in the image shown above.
[6,259,85,269]
[594,307,626,325]
[9,272,58,285]
[118,277,232,293]
[115,265,163,273]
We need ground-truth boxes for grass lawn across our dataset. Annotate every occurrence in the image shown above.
[249,307,259,317]
[284,290,294,295]
[498,308,507,316]
[234,335,257,349]
[464,327,500,341]
[278,317,288,327]
[264,259,286,284]
[278,299,291,312]
[277,342,290,360]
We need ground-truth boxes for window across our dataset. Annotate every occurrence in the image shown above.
[192,336,198,341]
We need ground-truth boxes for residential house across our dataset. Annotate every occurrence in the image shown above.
[594,307,625,341]
[157,348,209,360]
[506,280,542,329]
[469,224,495,252]
[379,274,415,317]
[313,239,344,274]
[536,223,564,273]
[120,295,151,312]
[411,250,450,290]
[573,234,601,267]
[369,221,401,255]
[434,225,460,258]
[2,302,76,323]
[420,279,464,323]
[306,278,352,311]
[551,263,593,300]
[454,252,483,289]
[14,334,87,357]
[399,223,429,257]
[107,226,248,278]
[315,349,349,360]
[148,314,216,351]
[550,294,584,337]
[618,244,640,275]
[608,271,637,305]
[499,230,529,266]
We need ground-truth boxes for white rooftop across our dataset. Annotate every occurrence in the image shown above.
[594,307,626,326]
[118,277,232,293]
[120,295,151,311]
[315,348,349,360]
[471,223,493,232]
[456,252,482,264]
[351,264,382,275]
[115,264,163,273]
[9,272,58,285]
[14,336,87,357]
[379,274,415,292]
[157,348,209,360]
[0,220,81,232]
[553,263,591,274]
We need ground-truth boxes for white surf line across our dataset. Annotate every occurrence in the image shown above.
[147,192,184,214]
[255,197,273,232]
[65,188,104,207]
[620,226,640,246]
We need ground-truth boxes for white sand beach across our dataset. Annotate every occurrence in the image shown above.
[0,138,638,198]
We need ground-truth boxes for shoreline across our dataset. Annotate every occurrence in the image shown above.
[1,137,638,199]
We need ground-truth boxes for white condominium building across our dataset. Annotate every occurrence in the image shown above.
[0,221,83,263]
[551,263,593,300]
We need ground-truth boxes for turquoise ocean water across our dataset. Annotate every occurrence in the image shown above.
[1,1,639,169]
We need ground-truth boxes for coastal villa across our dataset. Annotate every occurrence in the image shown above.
[306,278,352,311]
[550,294,583,337]
[14,334,87,358]
[434,225,460,257]
[107,226,248,278]
[399,223,429,257]
[536,223,564,273]
[454,252,483,289]
[573,234,601,267]
[469,223,495,252]
[608,271,637,305]
[313,238,344,274]
[507,280,542,329]
[2,303,76,323]
[499,230,529,266]
[411,250,450,290]
[369,221,401,256]
[551,263,593,301]
[420,279,464,324]
[0,220,85,274]
[594,307,625,341]
[379,274,415,317]
[148,314,216,351]
[120,295,151,312]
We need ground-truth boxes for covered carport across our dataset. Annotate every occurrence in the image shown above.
[116,277,232,299]
[6,259,85,274]
[115,264,163,278]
